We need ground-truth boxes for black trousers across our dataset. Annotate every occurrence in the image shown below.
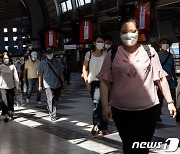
[1,89,15,115]
[112,105,158,154]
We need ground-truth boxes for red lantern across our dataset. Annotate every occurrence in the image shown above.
[134,2,151,33]
[45,30,57,48]
[80,19,93,43]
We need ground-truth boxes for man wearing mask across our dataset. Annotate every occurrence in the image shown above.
[104,35,113,53]
[38,49,66,121]
[23,51,41,104]
[157,37,180,122]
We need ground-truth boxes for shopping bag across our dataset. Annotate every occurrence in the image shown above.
[15,93,24,107]
[23,83,27,93]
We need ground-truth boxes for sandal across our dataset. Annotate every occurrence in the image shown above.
[91,125,98,135]
[98,130,109,136]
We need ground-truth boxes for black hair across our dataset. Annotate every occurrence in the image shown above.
[45,48,53,53]
[91,35,104,51]
[159,39,171,46]
[118,16,139,32]
[104,35,112,42]
[2,51,13,64]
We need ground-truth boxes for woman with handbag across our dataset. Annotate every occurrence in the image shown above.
[0,51,20,122]
[82,35,108,136]
[98,17,176,154]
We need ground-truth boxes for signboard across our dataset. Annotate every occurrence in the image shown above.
[64,45,77,50]
[45,30,57,48]
[80,19,93,43]
[134,2,151,33]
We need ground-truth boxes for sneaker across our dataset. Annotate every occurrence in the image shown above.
[9,115,14,120]
[51,116,57,121]
[26,98,30,104]
[37,101,42,105]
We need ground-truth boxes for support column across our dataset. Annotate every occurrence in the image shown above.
[149,1,160,40]
[92,0,100,35]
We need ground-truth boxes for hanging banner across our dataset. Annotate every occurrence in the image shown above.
[45,30,57,48]
[80,19,93,43]
[134,2,151,33]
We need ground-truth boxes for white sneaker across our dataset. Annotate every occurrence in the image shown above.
[26,98,30,104]
[37,101,42,105]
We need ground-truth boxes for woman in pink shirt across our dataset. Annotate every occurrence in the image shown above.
[98,17,176,154]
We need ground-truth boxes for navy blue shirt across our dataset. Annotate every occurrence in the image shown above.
[158,52,175,89]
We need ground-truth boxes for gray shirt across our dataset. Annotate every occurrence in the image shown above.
[38,58,64,89]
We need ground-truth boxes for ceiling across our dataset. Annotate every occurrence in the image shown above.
[0,0,28,21]
[157,1,180,20]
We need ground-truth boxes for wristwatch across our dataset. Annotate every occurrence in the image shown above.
[167,100,174,104]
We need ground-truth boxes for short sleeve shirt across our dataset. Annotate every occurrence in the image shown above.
[38,58,64,89]
[97,45,168,111]
[158,53,175,89]
[25,59,40,79]
[85,51,106,83]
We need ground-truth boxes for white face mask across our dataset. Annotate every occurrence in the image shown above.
[96,43,104,50]
[47,54,53,60]
[3,59,10,65]
[161,44,169,51]
[31,57,37,61]
[120,32,138,46]
[105,44,111,50]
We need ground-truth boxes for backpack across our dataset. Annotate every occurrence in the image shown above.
[111,44,152,63]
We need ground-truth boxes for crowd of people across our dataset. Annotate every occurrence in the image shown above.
[0,49,68,122]
[0,16,179,154]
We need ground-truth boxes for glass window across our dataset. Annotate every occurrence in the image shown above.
[85,0,91,4]
[79,0,85,6]
[66,0,72,10]
[5,46,8,50]
[14,45,18,49]
[4,28,8,33]
[13,28,17,32]
[13,36,17,41]
[61,2,67,13]
[4,37,8,41]
[75,0,79,7]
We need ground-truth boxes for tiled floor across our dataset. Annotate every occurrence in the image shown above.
[0,73,180,154]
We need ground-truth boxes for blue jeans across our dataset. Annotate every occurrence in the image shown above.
[27,78,41,102]
[90,81,108,131]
